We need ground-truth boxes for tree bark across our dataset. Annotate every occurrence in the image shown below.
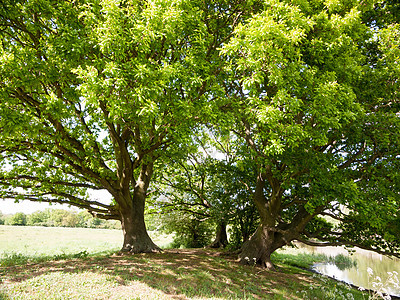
[238,171,286,270]
[238,224,282,270]
[120,205,160,253]
[209,221,228,248]
[118,163,160,253]
[119,190,161,253]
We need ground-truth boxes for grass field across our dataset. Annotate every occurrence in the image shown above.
[0,225,123,257]
[0,225,366,299]
[0,225,172,258]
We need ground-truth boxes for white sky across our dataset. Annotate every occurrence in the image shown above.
[0,199,74,214]
[0,190,112,215]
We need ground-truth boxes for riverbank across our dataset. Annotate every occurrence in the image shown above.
[290,243,400,298]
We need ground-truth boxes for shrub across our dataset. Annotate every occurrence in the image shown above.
[161,211,213,248]
[6,212,27,226]
[0,211,4,225]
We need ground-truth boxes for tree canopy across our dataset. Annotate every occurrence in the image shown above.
[149,131,259,248]
[0,0,257,252]
[0,0,399,269]
[217,0,400,268]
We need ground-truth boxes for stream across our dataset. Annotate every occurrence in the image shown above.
[296,243,400,297]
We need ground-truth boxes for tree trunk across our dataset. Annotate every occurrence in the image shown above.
[209,221,228,248]
[238,171,286,270]
[239,209,320,270]
[238,170,322,270]
[239,225,279,270]
[118,164,160,253]
[120,204,160,253]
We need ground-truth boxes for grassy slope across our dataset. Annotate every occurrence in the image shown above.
[0,226,365,299]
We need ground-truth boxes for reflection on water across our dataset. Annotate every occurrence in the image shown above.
[298,243,400,297]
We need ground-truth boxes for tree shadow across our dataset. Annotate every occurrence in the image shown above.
[1,249,316,299]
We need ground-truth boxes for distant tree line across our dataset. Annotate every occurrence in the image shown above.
[0,209,120,229]
[0,207,254,250]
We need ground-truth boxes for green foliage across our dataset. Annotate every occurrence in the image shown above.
[150,129,260,249]
[0,0,249,251]
[26,210,50,227]
[6,212,27,226]
[160,211,213,248]
[213,0,400,260]
[272,251,332,269]
[304,217,334,240]
[0,211,4,225]
[13,209,120,229]
[144,213,162,232]
[0,0,399,262]
[328,254,357,271]
[228,210,259,249]
[0,252,30,267]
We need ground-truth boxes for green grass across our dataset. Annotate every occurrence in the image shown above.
[272,251,329,269]
[272,251,357,271]
[0,226,367,299]
[0,225,173,266]
[0,225,122,257]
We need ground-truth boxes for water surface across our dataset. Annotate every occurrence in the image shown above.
[298,243,400,297]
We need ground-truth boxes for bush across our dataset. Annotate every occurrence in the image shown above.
[26,210,51,226]
[5,208,121,229]
[61,213,80,227]
[161,211,213,248]
[227,205,259,250]
[7,212,27,226]
[0,211,4,225]
[328,254,357,271]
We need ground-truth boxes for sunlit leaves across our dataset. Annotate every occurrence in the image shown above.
[1,0,399,255]
[215,0,400,255]
[378,23,400,79]
[221,0,370,158]
[0,0,246,225]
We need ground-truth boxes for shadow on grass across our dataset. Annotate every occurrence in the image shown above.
[0,249,355,299]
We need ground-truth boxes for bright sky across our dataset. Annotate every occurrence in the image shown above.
[0,190,112,215]
[0,199,73,214]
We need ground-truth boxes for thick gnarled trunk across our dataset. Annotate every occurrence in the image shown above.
[117,163,160,253]
[120,204,160,253]
[239,171,285,270]
[239,225,283,270]
[239,170,320,269]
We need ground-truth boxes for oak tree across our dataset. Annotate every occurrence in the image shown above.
[0,0,253,252]
[150,133,259,249]
[220,0,400,269]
